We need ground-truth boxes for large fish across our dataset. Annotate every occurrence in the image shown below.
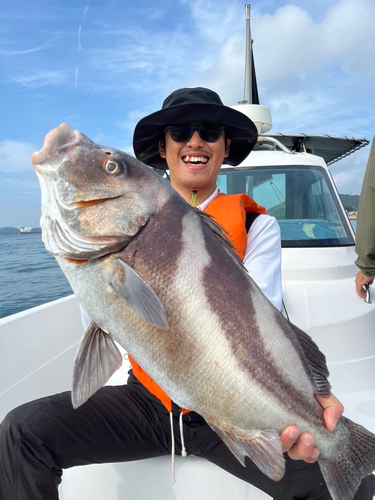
[32,124,375,500]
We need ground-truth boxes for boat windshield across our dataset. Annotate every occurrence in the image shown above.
[217,166,355,248]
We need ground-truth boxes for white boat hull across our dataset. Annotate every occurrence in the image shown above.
[1,265,374,500]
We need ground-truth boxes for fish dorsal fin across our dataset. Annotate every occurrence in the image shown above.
[72,321,123,408]
[290,323,331,397]
[210,424,285,481]
[111,259,169,330]
[195,209,244,266]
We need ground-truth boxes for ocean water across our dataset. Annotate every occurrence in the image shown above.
[0,234,72,319]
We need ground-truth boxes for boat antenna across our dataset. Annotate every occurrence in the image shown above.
[241,4,260,105]
[244,5,252,104]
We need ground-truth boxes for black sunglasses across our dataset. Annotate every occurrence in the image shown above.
[164,124,225,143]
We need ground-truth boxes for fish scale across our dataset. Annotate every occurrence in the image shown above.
[32,123,375,500]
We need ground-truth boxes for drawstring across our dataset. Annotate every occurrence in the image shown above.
[179,411,187,457]
[170,412,176,483]
[170,410,188,483]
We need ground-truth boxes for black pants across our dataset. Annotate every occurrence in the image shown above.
[0,373,374,500]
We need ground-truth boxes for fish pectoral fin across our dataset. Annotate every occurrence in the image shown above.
[72,321,123,409]
[111,259,169,330]
[211,424,285,481]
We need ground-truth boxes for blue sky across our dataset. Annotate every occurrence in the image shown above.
[1,0,374,227]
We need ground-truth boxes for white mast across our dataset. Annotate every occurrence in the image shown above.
[233,4,272,135]
[245,4,252,104]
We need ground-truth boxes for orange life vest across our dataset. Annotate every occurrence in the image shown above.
[128,193,267,413]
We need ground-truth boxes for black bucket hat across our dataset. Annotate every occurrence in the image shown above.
[133,87,258,170]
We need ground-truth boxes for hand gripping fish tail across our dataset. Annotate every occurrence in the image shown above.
[32,124,375,500]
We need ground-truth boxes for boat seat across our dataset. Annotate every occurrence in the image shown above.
[61,455,270,500]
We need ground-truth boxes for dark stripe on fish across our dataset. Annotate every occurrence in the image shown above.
[116,197,216,384]
[201,222,321,423]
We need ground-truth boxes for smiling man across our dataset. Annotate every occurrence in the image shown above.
[159,122,230,204]
[133,87,283,309]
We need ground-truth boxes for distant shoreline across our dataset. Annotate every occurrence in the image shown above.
[0,226,41,236]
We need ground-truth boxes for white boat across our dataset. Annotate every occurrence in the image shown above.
[1,6,374,500]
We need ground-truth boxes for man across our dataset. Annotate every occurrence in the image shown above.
[1,87,370,500]
[133,87,282,311]
[355,137,375,299]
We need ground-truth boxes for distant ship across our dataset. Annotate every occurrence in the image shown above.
[347,211,357,221]
[19,227,42,235]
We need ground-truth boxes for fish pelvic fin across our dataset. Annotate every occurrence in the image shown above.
[210,424,285,481]
[111,259,169,330]
[319,417,375,500]
[72,321,123,409]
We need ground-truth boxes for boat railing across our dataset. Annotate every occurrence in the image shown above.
[255,135,295,154]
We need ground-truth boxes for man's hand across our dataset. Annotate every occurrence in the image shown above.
[355,271,374,299]
[280,394,344,463]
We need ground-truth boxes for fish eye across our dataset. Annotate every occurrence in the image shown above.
[104,160,120,175]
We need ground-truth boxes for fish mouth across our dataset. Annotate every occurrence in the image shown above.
[31,124,78,172]
[73,196,122,208]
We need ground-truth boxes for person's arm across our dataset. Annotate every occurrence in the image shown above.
[243,214,282,310]
[355,137,375,288]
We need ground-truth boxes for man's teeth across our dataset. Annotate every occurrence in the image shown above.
[182,156,209,164]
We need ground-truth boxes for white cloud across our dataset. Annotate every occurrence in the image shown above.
[9,70,71,89]
[330,144,371,194]
[0,35,62,57]
[180,0,241,45]
[251,0,375,90]
[333,169,365,195]
[0,176,40,193]
[182,0,375,110]
[0,141,36,173]
[77,23,197,95]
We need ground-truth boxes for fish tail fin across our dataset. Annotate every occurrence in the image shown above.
[319,417,375,500]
